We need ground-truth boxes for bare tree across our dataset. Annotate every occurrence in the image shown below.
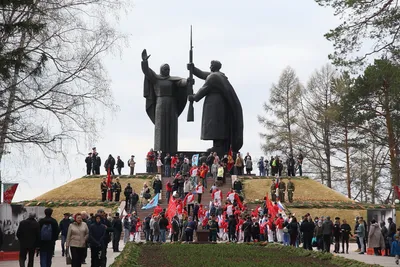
[258,66,302,156]
[0,0,129,189]
[297,64,338,188]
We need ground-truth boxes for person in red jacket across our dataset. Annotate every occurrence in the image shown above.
[166,180,173,203]
[199,162,209,188]
[275,214,284,243]
[171,154,178,176]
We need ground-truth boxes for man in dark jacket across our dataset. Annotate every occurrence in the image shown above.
[98,209,113,267]
[228,215,237,242]
[153,176,162,196]
[171,216,180,242]
[129,191,140,213]
[104,154,116,175]
[113,178,122,202]
[124,183,133,210]
[233,179,243,194]
[116,156,124,175]
[38,208,60,267]
[242,217,252,243]
[85,153,92,175]
[333,217,341,253]
[158,213,169,243]
[321,216,333,253]
[59,212,71,257]
[17,213,40,267]
[89,214,106,267]
[300,216,315,250]
[251,217,260,242]
[111,213,122,252]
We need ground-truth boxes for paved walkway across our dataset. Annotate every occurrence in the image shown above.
[333,243,396,267]
[0,240,124,267]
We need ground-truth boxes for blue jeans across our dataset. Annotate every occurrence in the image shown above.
[283,233,290,246]
[61,235,67,254]
[160,229,166,243]
[40,251,52,267]
[190,176,197,188]
[165,165,171,177]
[202,178,207,188]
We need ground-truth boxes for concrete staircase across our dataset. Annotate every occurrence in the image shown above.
[124,174,234,241]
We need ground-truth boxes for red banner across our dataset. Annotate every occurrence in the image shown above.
[395,185,400,199]
[3,183,19,204]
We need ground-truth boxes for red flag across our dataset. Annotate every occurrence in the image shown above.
[395,185,400,199]
[166,197,177,223]
[107,168,112,201]
[3,183,18,204]
[227,146,234,172]
[265,193,277,219]
[234,193,244,210]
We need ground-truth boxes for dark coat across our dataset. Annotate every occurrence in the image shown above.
[59,218,71,237]
[89,222,106,248]
[38,216,60,252]
[322,219,333,236]
[153,179,162,194]
[17,218,40,248]
[192,68,243,152]
[159,217,169,230]
[112,218,122,233]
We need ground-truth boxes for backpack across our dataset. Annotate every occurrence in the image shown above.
[41,224,53,241]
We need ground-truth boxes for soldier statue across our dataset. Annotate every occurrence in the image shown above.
[278,179,286,203]
[270,179,277,202]
[287,177,295,203]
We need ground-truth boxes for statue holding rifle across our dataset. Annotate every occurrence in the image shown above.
[187,60,244,156]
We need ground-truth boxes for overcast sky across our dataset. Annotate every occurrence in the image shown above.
[3,0,339,202]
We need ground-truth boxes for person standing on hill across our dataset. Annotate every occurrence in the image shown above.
[104,154,116,175]
[17,213,40,267]
[128,155,136,176]
[233,179,243,194]
[116,156,124,175]
[286,155,296,177]
[39,208,60,267]
[59,212,72,257]
[100,178,107,202]
[278,179,286,203]
[113,178,122,202]
[270,179,276,202]
[153,176,162,198]
[287,178,295,203]
[92,149,101,175]
[85,153,92,175]
[164,153,172,177]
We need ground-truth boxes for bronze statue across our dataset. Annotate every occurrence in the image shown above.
[188,60,244,156]
[141,49,188,153]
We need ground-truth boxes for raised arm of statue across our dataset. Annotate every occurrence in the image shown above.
[193,66,211,80]
[141,49,157,83]
[141,60,157,84]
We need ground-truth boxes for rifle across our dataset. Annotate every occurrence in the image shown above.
[187,25,195,122]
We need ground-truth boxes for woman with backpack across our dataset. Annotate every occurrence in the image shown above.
[66,213,89,267]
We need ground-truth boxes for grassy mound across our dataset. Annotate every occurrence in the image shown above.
[243,177,353,203]
[35,177,153,201]
[111,243,380,267]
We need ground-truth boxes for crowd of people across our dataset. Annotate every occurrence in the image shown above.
[15,207,122,267]
[144,149,305,178]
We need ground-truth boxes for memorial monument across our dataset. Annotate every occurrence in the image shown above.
[142,28,244,157]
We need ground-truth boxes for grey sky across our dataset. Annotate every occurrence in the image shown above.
[4,0,338,201]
